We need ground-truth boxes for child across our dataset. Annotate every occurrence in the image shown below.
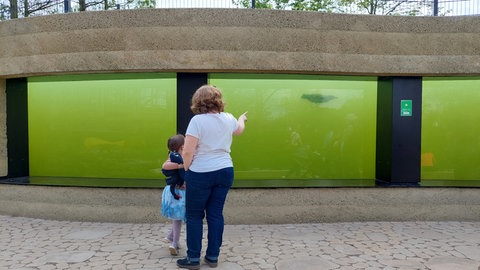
[162,144,185,200]
[161,134,186,256]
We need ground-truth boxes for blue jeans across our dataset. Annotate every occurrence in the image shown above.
[184,167,234,261]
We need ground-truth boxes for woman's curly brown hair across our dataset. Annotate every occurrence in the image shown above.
[190,85,225,114]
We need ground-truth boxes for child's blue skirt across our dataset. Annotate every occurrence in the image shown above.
[161,186,186,222]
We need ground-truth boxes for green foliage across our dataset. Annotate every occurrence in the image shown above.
[0,0,153,20]
[290,0,336,12]
[0,2,8,19]
[272,0,290,9]
[233,0,335,11]
[0,0,470,20]
[135,0,155,8]
[232,0,434,15]
[232,0,273,9]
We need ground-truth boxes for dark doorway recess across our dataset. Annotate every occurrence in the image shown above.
[176,73,207,134]
[376,77,422,186]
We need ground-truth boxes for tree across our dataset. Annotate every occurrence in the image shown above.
[78,0,109,11]
[9,0,17,18]
[233,0,336,11]
[0,0,148,19]
[290,0,336,12]
[233,0,273,9]
[2,0,62,19]
[359,0,429,15]
[339,0,413,15]
[135,0,155,8]
[22,0,59,17]
[234,0,430,15]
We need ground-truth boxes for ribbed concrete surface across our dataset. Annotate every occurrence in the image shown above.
[1,9,480,78]
[0,184,479,224]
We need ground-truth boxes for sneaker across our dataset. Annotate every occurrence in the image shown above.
[169,245,178,256]
[176,257,200,270]
[204,257,218,268]
[164,237,181,249]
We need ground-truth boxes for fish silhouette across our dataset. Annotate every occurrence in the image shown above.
[84,137,125,148]
[301,94,337,104]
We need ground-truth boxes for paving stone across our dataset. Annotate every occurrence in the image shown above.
[65,229,112,240]
[1,215,480,270]
[332,244,363,255]
[33,250,95,264]
[455,245,480,260]
[100,243,140,252]
[214,262,244,270]
[378,258,424,268]
[276,257,339,270]
[425,256,480,270]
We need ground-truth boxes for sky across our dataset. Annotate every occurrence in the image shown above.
[443,0,480,16]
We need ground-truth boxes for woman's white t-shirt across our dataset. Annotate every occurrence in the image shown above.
[186,112,239,172]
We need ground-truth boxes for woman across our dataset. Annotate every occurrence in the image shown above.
[177,85,247,269]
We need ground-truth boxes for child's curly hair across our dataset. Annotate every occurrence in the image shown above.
[190,85,225,114]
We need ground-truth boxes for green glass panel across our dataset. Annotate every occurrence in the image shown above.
[422,77,480,183]
[27,176,165,188]
[28,73,176,180]
[209,74,377,184]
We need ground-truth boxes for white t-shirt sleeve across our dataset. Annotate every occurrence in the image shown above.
[185,115,200,139]
[225,113,239,133]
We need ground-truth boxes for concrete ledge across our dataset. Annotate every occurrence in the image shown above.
[0,184,478,224]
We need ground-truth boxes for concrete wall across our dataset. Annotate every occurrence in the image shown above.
[1,9,480,79]
[0,184,479,224]
[1,9,479,223]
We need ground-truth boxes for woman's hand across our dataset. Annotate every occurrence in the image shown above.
[239,111,248,122]
[234,111,248,135]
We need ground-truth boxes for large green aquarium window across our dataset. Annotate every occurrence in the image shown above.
[26,73,376,188]
[422,77,480,186]
[209,74,377,187]
[28,73,176,187]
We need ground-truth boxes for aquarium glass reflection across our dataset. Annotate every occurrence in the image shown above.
[422,77,480,182]
[209,74,377,181]
[28,73,176,180]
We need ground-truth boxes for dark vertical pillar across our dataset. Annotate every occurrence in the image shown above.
[176,73,207,135]
[64,0,71,13]
[376,77,422,186]
[6,78,29,178]
[376,78,393,182]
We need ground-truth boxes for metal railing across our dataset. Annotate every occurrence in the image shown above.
[1,0,479,20]
[156,0,479,16]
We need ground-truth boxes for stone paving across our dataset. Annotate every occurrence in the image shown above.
[0,215,479,270]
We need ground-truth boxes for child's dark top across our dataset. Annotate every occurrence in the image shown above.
[162,151,185,200]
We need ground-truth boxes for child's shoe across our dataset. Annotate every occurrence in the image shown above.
[169,245,178,256]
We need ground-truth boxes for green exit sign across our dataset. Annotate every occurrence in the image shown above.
[401,100,412,117]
